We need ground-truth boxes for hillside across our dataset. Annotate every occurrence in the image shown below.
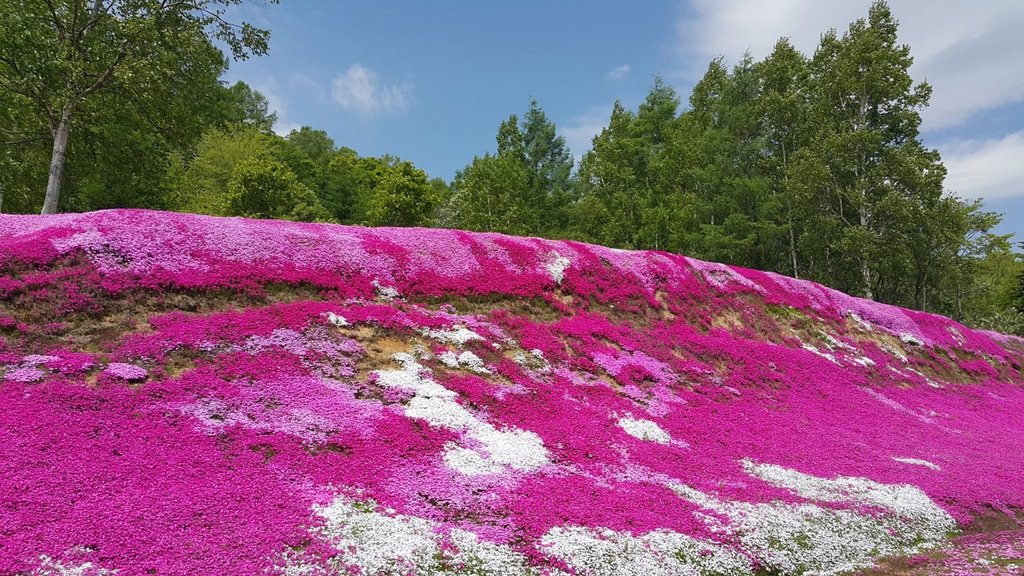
[1,209,1022,575]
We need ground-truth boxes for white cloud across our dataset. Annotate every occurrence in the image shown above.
[942,131,1024,200]
[253,78,301,136]
[558,106,611,162]
[331,63,411,116]
[607,64,632,80]
[675,0,1024,130]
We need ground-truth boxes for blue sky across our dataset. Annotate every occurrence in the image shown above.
[225,1,1024,240]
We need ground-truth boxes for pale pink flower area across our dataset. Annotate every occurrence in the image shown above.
[4,365,45,383]
[102,362,148,382]
[0,209,1021,575]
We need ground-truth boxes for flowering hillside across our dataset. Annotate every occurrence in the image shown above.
[1,209,1022,576]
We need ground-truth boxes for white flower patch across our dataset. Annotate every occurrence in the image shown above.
[892,457,942,471]
[32,556,116,576]
[539,525,752,576]
[617,415,671,445]
[819,333,855,352]
[312,495,437,574]
[324,312,349,327]
[444,443,503,475]
[421,325,484,346]
[851,356,876,367]
[447,529,540,576]
[882,343,908,363]
[512,348,550,374]
[899,333,924,346]
[287,494,534,576]
[801,343,840,365]
[372,280,401,301]
[667,461,955,576]
[863,388,937,426]
[439,350,492,374]
[375,353,548,475]
[545,251,571,284]
[743,460,954,534]
[846,312,873,332]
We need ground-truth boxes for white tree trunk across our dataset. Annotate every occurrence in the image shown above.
[41,106,73,215]
[859,204,873,300]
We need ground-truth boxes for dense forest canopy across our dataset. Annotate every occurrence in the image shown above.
[1,0,1021,333]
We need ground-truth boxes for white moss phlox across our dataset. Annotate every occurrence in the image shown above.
[617,415,671,444]
[372,280,401,301]
[324,312,349,327]
[539,525,752,576]
[375,353,548,476]
[422,325,484,346]
[667,460,955,575]
[801,343,840,365]
[32,556,116,576]
[892,456,942,471]
[545,252,571,284]
[899,333,924,346]
[296,494,533,576]
[439,350,492,374]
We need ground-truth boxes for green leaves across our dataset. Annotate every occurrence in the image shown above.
[226,156,329,222]
[444,99,574,238]
[0,0,276,212]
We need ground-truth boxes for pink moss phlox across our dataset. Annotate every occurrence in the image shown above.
[103,362,148,381]
[2,210,1024,573]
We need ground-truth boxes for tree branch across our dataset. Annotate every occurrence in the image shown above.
[42,0,67,43]
[79,39,129,99]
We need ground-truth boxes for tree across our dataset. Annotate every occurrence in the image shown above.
[362,160,438,227]
[226,157,330,222]
[799,0,933,299]
[445,153,532,234]
[172,125,278,215]
[756,39,811,277]
[0,0,277,214]
[446,99,574,237]
[575,79,681,251]
[220,81,278,132]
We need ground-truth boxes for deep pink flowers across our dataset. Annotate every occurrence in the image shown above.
[0,210,1021,575]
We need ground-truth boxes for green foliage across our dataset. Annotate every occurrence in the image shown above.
[362,161,440,227]
[444,99,573,237]
[226,157,329,222]
[172,126,277,215]
[219,81,279,132]
[574,80,683,252]
[445,153,532,235]
[0,0,277,212]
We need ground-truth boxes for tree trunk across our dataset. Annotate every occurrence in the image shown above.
[41,106,73,215]
[788,222,798,279]
[859,204,873,300]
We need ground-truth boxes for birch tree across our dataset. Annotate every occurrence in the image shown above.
[0,0,276,214]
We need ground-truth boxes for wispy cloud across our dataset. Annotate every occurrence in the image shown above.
[607,64,632,80]
[558,107,612,162]
[253,78,302,136]
[942,131,1024,201]
[331,63,411,116]
[674,0,1024,131]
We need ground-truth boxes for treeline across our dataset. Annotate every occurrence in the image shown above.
[1,1,1021,333]
[443,3,1022,331]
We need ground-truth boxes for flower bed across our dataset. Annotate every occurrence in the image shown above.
[1,210,1022,575]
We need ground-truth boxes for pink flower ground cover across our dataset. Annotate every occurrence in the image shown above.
[1,209,1022,575]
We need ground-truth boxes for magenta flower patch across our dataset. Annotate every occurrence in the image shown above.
[0,210,1021,575]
